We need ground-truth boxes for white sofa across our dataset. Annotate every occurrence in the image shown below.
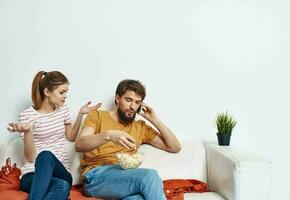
[0,136,271,200]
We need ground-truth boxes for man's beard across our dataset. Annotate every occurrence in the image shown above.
[117,108,136,125]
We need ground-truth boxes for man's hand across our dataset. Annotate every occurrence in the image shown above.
[138,102,158,123]
[79,101,102,115]
[105,130,136,150]
[7,122,32,133]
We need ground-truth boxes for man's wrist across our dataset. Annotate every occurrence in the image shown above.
[151,117,161,125]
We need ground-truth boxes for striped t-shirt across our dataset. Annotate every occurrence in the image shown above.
[18,104,72,176]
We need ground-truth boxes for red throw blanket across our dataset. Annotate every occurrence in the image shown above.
[0,158,21,191]
[163,179,209,200]
[0,158,101,200]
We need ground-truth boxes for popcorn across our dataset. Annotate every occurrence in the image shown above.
[116,153,143,169]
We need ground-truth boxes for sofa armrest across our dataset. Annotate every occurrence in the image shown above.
[204,143,271,200]
[0,136,10,166]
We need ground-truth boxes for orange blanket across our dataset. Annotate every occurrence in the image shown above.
[1,158,209,200]
[163,179,209,200]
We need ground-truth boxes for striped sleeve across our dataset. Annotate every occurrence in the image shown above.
[18,112,29,124]
[63,105,72,124]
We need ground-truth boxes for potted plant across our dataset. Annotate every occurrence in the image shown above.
[215,112,237,146]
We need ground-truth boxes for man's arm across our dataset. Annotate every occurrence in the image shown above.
[139,103,181,153]
[75,127,137,152]
[75,127,108,152]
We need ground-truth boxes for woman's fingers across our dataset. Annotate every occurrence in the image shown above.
[7,126,14,132]
[7,124,20,132]
[93,103,102,110]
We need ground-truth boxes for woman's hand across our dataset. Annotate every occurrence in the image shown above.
[79,101,102,114]
[7,122,32,133]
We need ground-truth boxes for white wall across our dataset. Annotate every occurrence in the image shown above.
[1,0,289,199]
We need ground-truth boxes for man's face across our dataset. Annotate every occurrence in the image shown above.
[116,90,142,124]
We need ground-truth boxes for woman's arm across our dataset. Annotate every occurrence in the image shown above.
[23,130,36,162]
[7,123,36,162]
[65,102,102,142]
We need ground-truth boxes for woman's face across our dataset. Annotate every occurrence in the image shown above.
[46,83,69,106]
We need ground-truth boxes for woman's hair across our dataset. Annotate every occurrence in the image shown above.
[115,79,146,104]
[31,71,69,109]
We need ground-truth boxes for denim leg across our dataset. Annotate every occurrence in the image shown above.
[83,165,166,200]
[20,172,34,193]
[122,194,144,200]
[43,177,71,200]
[28,151,72,200]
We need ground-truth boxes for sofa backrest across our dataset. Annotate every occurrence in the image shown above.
[138,141,207,182]
[3,136,25,169]
[2,137,208,184]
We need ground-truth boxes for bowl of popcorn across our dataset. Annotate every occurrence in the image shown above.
[116,152,143,169]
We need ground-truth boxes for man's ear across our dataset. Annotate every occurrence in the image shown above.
[115,94,120,105]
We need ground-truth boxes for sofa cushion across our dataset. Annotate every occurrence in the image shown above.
[138,141,207,182]
[184,192,225,200]
[66,141,83,184]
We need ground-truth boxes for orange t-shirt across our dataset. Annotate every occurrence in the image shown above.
[80,110,158,176]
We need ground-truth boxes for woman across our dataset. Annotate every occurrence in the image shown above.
[7,71,101,200]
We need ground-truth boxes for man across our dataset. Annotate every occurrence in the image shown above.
[75,79,181,200]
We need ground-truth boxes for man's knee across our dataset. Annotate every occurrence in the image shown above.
[141,169,162,183]
[122,194,144,200]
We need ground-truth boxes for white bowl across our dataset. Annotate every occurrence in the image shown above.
[116,152,143,169]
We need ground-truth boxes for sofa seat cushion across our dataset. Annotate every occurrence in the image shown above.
[184,192,226,200]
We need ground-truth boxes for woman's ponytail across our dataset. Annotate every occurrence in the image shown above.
[31,71,46,109]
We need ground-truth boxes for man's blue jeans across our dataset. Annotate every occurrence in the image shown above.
[20,151,72,200]
[83,165,166,200]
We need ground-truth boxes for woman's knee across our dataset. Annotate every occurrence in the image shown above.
[36,151,54,161]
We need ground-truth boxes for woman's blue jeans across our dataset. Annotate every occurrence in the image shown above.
[20,151,72,200]
[83,165,166,200]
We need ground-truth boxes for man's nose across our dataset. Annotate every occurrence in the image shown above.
[130,103,137,111]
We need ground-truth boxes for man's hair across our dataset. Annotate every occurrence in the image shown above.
[115,79,146,104]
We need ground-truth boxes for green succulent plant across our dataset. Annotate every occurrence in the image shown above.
[215,112,237,134]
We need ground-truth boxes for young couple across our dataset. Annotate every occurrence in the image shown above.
[7,70,181,200]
